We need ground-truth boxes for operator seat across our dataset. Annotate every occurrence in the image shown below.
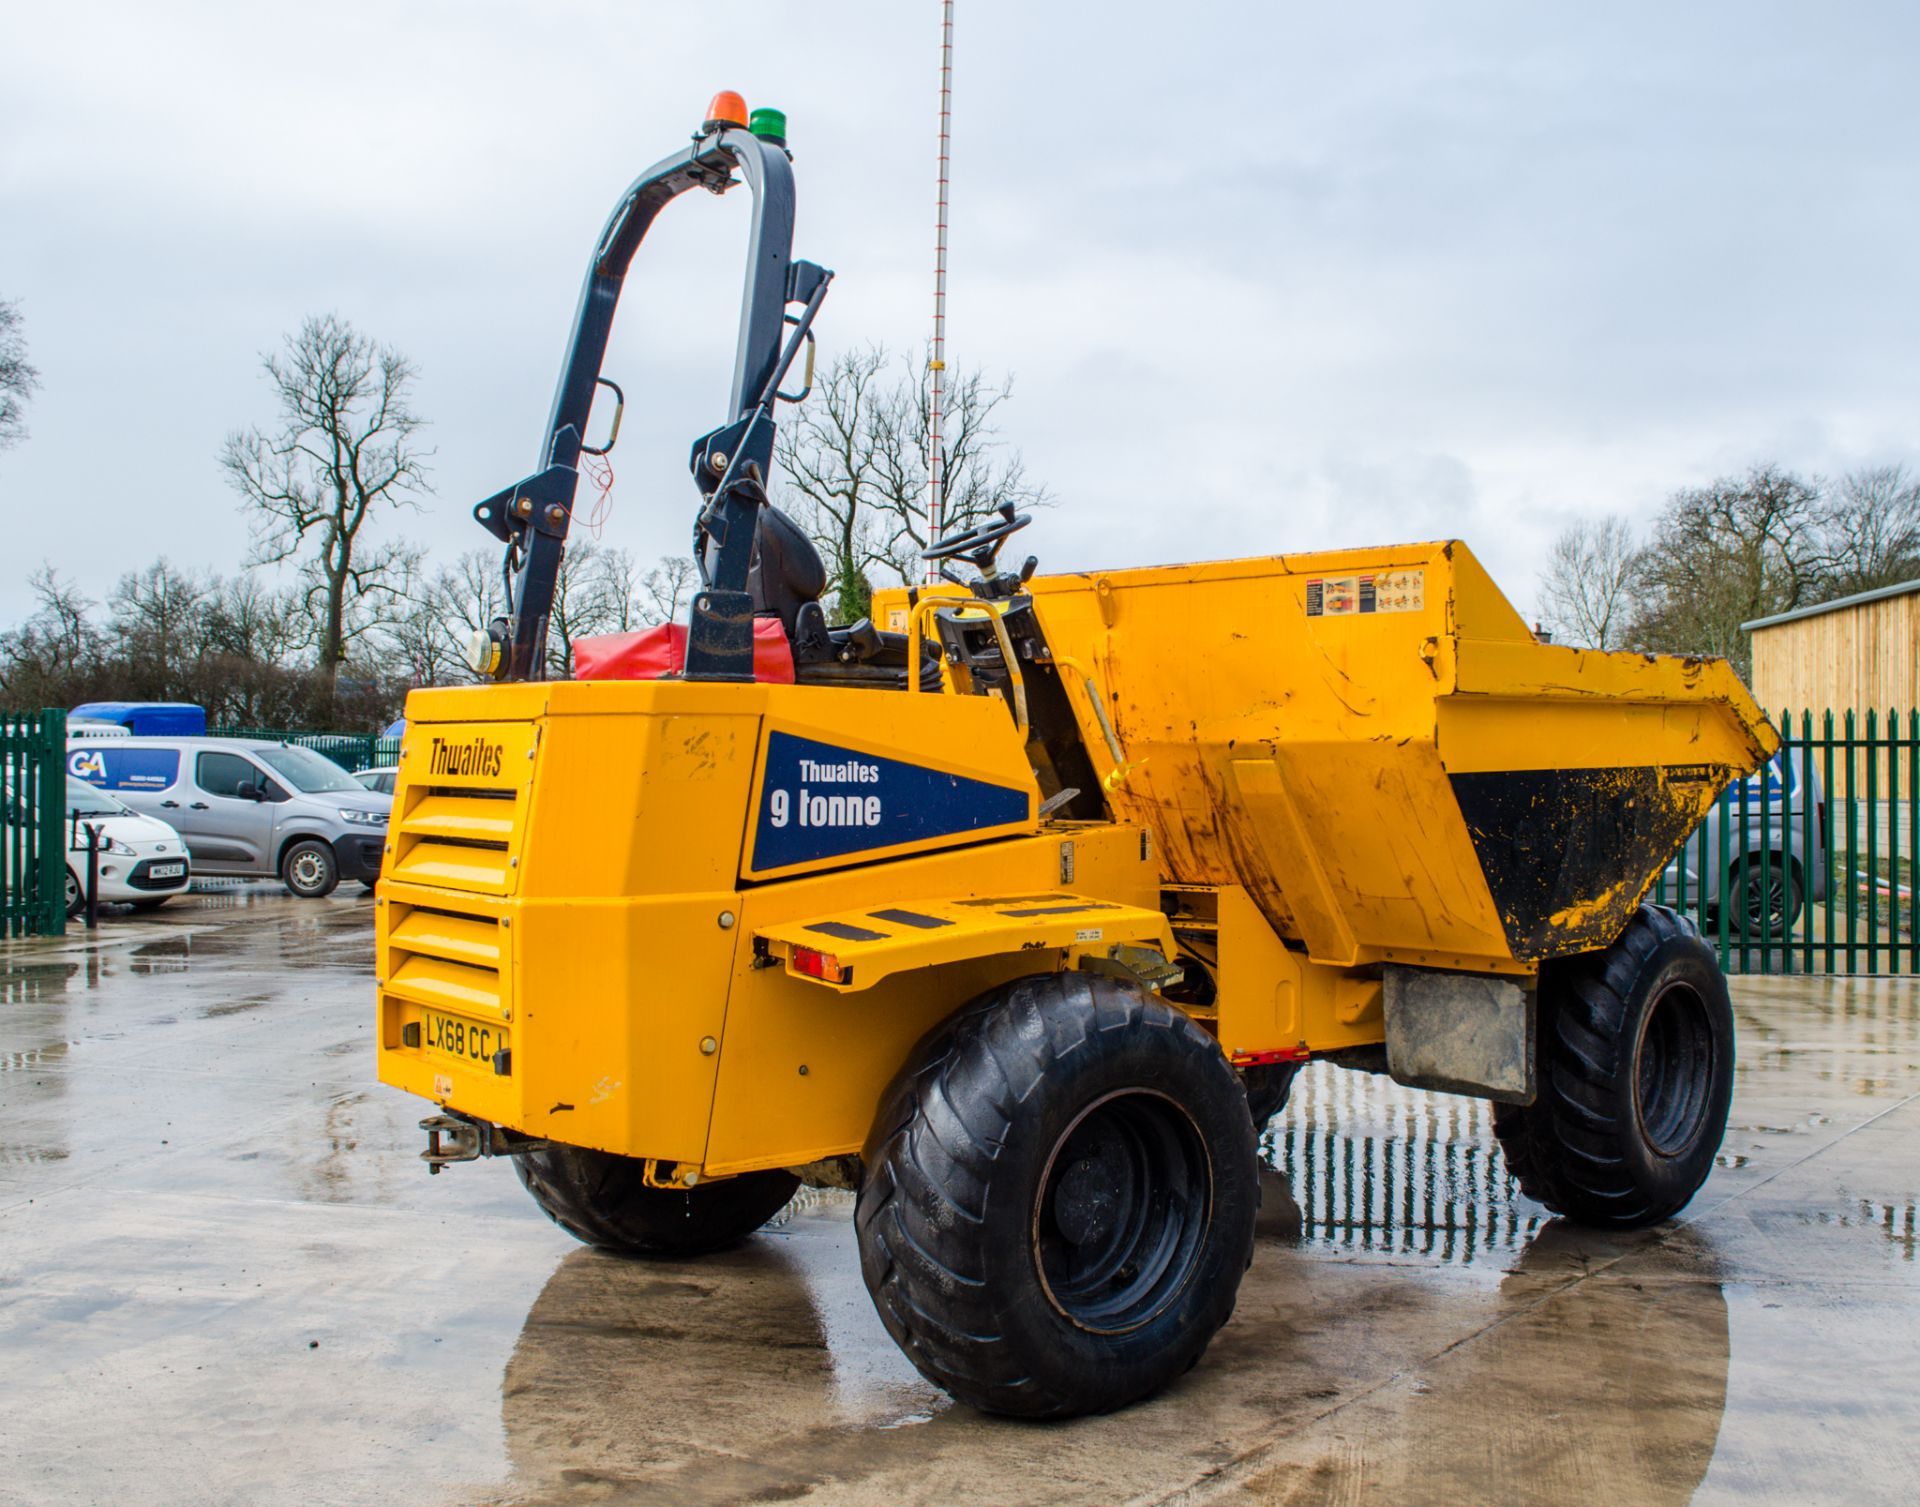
[719,503,937,688]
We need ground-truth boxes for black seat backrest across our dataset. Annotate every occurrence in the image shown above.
[702,502,827,635]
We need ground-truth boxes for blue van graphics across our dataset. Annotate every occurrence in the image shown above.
[752,731,1029,871]
[69,745,180,792]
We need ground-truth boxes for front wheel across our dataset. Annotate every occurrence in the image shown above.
[282,839,338,899]
[65,867,83,919]
[856,973,1259,1419]
[514,1144,798,1257]
[1495,905,1734,1228]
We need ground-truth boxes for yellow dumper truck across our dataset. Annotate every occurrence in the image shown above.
[376,97,1775,1418]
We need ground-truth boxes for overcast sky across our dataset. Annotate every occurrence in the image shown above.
[3,1,1917,628]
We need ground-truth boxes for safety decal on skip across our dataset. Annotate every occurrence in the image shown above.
[1305,568,1424,617]
[751,730,1031,871]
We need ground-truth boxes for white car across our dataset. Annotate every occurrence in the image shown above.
[59,777,193,915]
[352,765,398,796]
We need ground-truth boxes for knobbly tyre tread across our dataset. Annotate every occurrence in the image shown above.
[514,1144,798,1257]
[1241,1061,1302,1129]
[1494,904,1733,1229]
[854,972,1259,1419]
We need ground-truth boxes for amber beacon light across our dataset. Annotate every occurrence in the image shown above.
[704,90,749,131]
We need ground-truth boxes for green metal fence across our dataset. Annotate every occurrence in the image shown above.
[209,726,401,773]
[2,709,68,938]
[1651,708,1918,975]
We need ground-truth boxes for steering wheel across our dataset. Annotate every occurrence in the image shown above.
[921,507,1032,563]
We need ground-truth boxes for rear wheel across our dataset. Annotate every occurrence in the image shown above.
[856,973,1258,1419]
[282,839,338,899]
[514,1144,798,1257]
[1729,854,1802,938]
[1494,905,1733,1228]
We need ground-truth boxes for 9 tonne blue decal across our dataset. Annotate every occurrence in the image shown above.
[753,731,1029,870]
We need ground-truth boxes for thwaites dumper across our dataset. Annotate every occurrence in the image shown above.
[378,97,1776,1418]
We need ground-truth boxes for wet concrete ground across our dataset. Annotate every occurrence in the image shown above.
[1,890,1916,1506]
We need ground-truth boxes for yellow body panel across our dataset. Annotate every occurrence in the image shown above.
[381,537,1774,1180]
[886,539,1775,969]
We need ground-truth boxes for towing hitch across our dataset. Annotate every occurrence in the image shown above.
[419,1113,550,1174]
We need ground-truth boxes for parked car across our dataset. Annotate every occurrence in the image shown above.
[352,765,398,797]
[1660,745,1828,935]
[65,737,390,898]
[4,777,192,917]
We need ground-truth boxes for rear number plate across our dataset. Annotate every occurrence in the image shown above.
[423,1010,505,1069]
[149,863,186,878]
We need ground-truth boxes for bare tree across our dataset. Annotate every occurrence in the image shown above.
[0,566,100,702]
[108,560,211,699]
[201,574,313,666]
[1536,515,1639,649]
[638,555,697,626]
[1818,464,1920,597]
[221,314,431,684]
[0,297,40,451]
[1630,464,1825,677]
[776,345,1048,623]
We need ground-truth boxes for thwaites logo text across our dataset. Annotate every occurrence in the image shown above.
[753,731,1030,871]
[768,756,885,831]
[429,736,504,779]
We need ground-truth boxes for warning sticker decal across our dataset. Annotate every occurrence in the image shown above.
[1304,568,1425,617]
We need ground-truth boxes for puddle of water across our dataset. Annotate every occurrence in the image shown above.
[1262,1063,1544,1268]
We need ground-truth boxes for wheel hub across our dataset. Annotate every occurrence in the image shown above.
[1033,1089,1211,1334]
[1635,980,1715,1157]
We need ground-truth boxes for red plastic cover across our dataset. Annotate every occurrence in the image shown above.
[572,620,796,683]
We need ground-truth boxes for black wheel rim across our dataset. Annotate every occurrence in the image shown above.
[1634,980,1715,1157]
[1744,868,1787,931]
[1032,1089,1211,1335]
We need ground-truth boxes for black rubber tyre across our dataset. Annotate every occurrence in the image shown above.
[281,839,338,899]
[1494,905,1734,1229]
[855,972,1259,1419]
[1729,854,1802,938]
[1242,1062,1302,1129]
[514,1144,798,1257]
[64,868,83,919]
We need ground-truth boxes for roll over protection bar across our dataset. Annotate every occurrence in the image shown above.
[472,123,832,682]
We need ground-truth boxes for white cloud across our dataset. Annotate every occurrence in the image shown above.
[2,1,1917,633]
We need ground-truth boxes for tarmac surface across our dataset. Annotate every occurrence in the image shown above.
[1,886,1916,1506]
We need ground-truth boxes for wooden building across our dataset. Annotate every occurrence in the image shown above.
[1746,578,1920,717]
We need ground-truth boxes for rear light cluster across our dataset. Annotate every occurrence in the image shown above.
[790,946,851,985]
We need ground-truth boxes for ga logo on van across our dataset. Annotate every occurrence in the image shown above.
[70,750,105,781]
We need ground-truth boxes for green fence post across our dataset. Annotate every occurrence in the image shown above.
[1716,768,1732,973]
[34,709,66,936]
[1867,709,1881,972]
[1760,720,1775,974]
[1801,711,1815,977]
[1845,709,1859,975]
[1887,708,1900,976]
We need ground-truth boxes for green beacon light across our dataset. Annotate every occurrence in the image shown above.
[749,107,788,147]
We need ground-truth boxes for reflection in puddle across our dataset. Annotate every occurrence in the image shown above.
[1803,1197,1919,1260]
[1264,1064,1543,1267]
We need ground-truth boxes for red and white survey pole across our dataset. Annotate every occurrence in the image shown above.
[925,0,954,582]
